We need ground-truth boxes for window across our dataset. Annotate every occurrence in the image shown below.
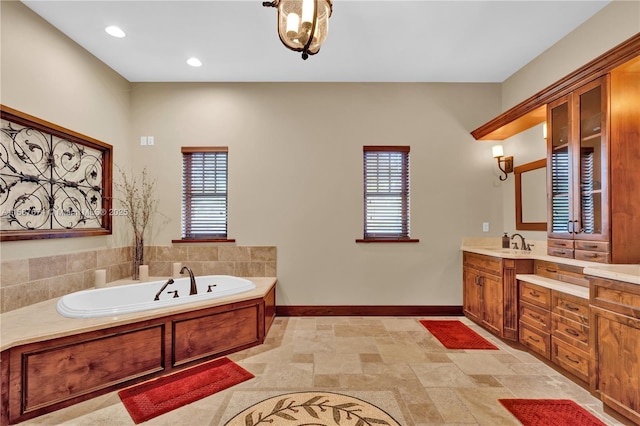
[180,147,231,241]
[358,146,417,242]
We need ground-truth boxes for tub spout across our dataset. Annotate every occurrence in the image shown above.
[153,278,174,301]
[180,266,197,295]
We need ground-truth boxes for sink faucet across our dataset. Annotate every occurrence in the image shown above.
[511,233,529,251]
[153,278,174,301]
[180,266,197,295]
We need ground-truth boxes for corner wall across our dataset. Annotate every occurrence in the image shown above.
[0,1,132,260]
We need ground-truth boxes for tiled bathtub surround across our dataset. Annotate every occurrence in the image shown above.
[0,247,132,313]
[146,246,277,278]
[0,245,276,313]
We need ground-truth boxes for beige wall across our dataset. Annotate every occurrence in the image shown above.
[129,82,503,305]
[0,1,132,260]
[502,1,640,110]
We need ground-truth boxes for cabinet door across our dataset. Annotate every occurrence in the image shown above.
[463,267,482,323]
[548,96,574,240]
[594,313,640,424]
[573,77,609,242]
[481,273,504,337]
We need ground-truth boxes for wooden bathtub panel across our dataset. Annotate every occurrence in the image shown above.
[173,304,260,366]
[20,325,164,414]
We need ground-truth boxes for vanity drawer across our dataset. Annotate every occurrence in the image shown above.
[520,301,551,333]
[520,322,550,359]
[553,292,589,324]
[463,252,502,276]
[552,313,589,352]
[548,238,574,249]
[575,250,610,264]
[547,247,574,259]
[520,281,551,309]
[575,241,609,252]
[535,260,561,280]
[552,339,589,382]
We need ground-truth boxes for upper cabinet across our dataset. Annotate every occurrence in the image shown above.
[471,33,640,265]
[547,76,610,263]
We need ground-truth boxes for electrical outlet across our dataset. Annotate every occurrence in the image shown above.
[482,222,489,232]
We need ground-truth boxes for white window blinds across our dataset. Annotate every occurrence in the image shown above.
[363,146,410,239]
[181,147,228,239]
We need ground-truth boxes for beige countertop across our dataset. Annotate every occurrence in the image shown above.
[0,277,277,352]
[461,237,639,286]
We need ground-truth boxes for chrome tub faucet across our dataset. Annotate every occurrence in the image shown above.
[180,266,198,295]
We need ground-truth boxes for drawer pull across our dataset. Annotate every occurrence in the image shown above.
[528,313,542,321]
[545,268,558,273]
[564,354,580,364]
[529,291,540,298]
[585,244,598,249]
[553,250,566,256]
[564,303,580,311]
[565,328,580,337]
[588,253,600,258]
[527,336,541,343]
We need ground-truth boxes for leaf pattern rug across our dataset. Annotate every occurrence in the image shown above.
[224,391,402,426]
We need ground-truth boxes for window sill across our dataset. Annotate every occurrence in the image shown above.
[355,238,420,243]
[171,238,236,244]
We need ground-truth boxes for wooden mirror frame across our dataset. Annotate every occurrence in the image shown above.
[515,158,547,231]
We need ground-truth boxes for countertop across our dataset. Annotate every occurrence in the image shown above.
[0,277,277,352]
[461,237,639,286]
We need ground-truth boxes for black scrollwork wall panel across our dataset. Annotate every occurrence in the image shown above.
[0,106,112,241]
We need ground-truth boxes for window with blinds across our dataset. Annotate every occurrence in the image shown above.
[181,147,228,239]
[362,146,411,240]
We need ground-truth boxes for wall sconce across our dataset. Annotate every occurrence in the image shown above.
[492,145,513,181]
[263,0,333,60]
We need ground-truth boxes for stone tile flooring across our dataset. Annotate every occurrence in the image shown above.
[25,316,625,425]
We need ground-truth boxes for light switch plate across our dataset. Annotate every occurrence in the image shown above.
[482,222,489,232]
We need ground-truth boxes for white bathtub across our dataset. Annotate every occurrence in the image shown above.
[56,275,257,319]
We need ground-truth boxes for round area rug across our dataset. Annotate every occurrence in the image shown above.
[225,391,402,426]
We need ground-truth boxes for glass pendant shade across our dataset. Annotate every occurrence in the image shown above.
[265,0,332,60]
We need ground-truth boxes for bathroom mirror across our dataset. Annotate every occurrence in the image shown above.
[515,158,547,231]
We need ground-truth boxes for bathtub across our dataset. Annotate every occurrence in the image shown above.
[56,275,257,318]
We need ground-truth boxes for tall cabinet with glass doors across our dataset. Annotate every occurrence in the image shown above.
[547,76,610,263]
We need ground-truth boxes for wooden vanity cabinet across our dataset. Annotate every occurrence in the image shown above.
[551,292,590,383]
[518,275,591,384]
[519,282,551,359]
[590,276,640,425]
[463,252,533,341]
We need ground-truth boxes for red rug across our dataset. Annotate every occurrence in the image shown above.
[118,357,254,424]
[499,399,607,426]
[419,320,498,349]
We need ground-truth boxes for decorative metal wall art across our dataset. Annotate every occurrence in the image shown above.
[0,105,112,241]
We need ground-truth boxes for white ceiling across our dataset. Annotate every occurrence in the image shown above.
[22,0,610,83]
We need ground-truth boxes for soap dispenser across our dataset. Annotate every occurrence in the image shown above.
[502,233,510,248]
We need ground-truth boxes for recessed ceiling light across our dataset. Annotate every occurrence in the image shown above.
[105,26,126,38]
[187,57,202,67]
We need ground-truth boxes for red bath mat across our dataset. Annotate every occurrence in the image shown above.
[118,357,254,424]
[499,399,607,426]
[419,320,498,349]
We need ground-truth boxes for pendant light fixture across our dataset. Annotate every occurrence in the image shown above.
[263,0,332,60]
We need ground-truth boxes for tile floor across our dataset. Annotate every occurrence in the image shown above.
[24,316,626,425]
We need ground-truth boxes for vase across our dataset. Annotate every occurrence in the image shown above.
[132,233,144,280]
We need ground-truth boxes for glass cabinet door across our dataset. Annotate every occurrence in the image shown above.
[575,80,608,240]
[548,99,572,237]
